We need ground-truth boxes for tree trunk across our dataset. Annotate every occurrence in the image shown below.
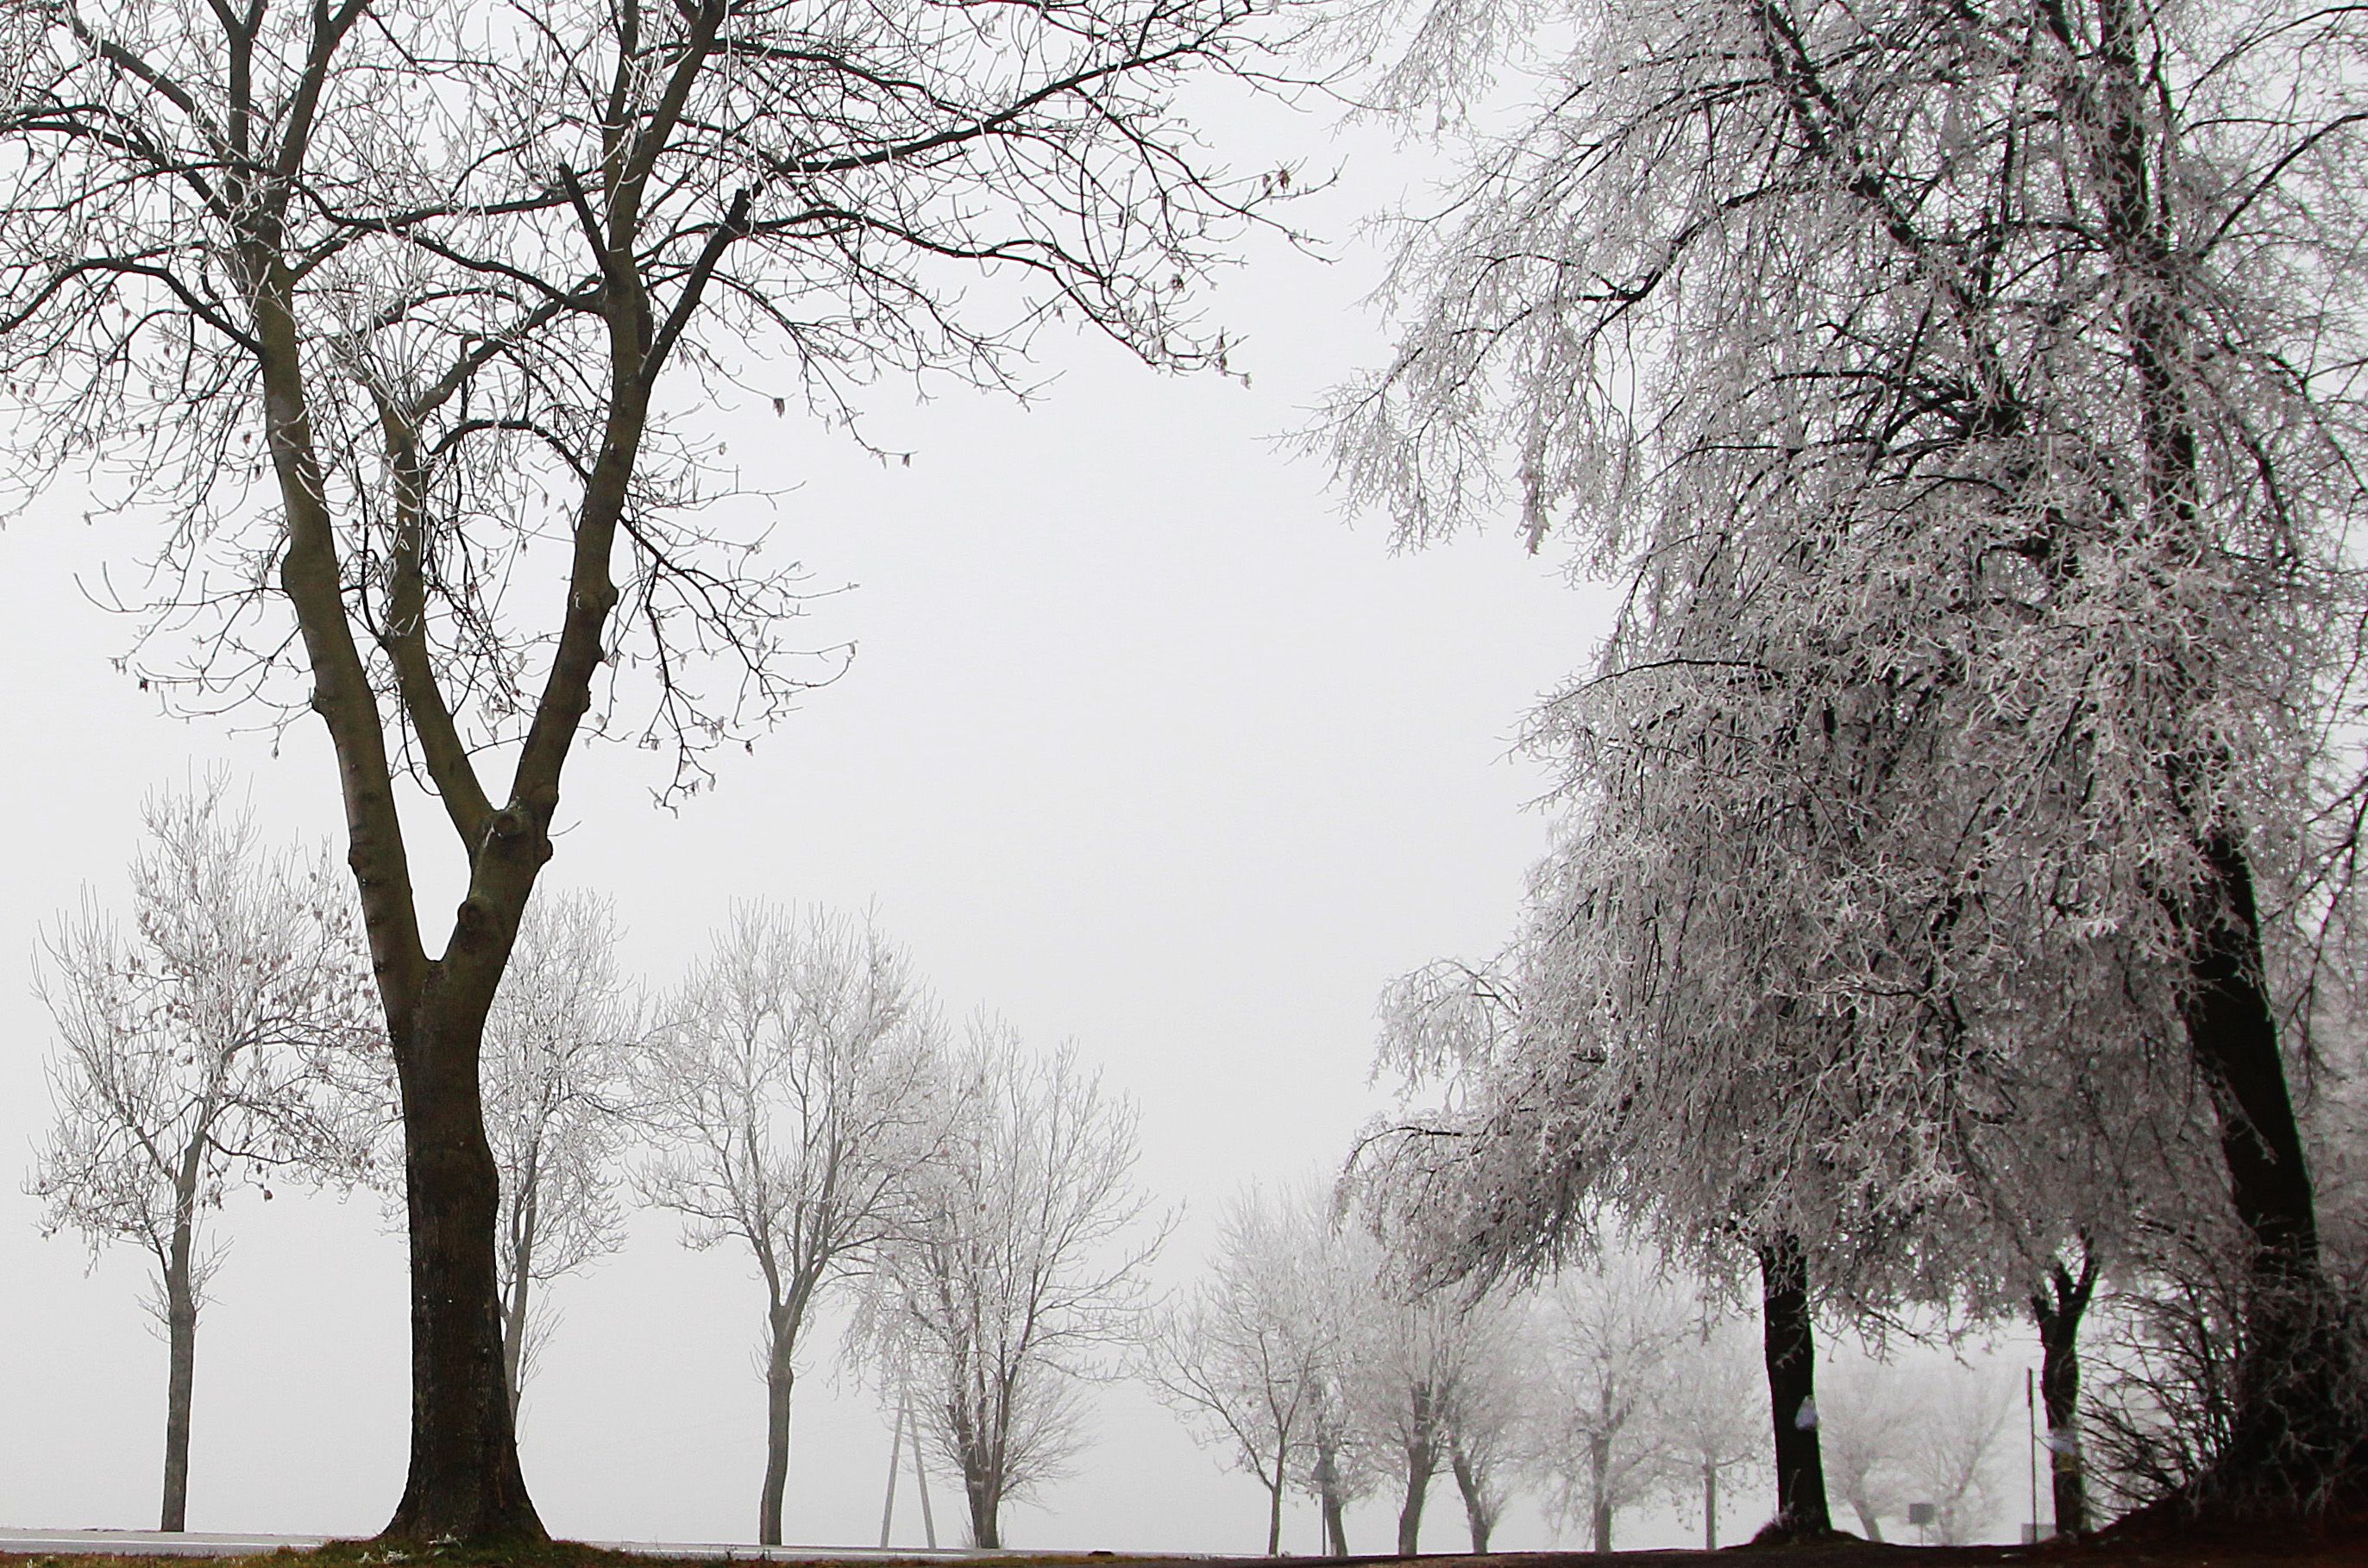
[1266,1449,1287,1556]
[1589,1434,1612,1552]
[160,1233,198,1534]
[966,1465,1002,1550]
[1449,1441,1492,1552]
[1703,1458,1718,1549]
[758,1303,797,1546]
[1315,1434,1348,1556]
[1756,1233,1832,1540]
[2183,836,2356,1504]
[2032,1251,2098,1536]
[1396,1432,1433,1556]
[381,995,544,1544]
[499,1145,540,1424]
[1848,1497,1883,1541]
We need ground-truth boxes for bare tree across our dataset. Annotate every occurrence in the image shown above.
[1145,1184,1341,1554]
[1327,0,2368,1523]
[863,1028,1164,1548]
[483,887,639,1421]
[2,0,1273,1538]
[639,903,945,1546]
[28,775,385,1533]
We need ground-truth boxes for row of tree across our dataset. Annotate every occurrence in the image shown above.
[30,777,1161,1549]
[1322,0,2368,1540]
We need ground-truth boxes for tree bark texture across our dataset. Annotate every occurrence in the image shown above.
[160,1248,197,1533]
[759,1305,797,1546]
[1702,1459,1718,1549]
[2182,835,2359,1505]
[2032,1253,2098,1535]
[380,998,544,1543]
[965,1464,1003,1550]
[1756,1234,1832,1539]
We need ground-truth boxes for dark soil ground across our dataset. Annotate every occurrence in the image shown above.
[4,1529,2364,1568]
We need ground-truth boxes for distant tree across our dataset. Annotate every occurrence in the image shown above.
[1327,0,2368,1524]
[1899,1365,2019,1545]
[864,1029,1163,1548]
[640,904,945,1546]
[28,776,385,1532]
[1146,1184,1341,1553]
[1818,1363,1926,1540]
[1532,1256,1683,1552]
[484,887,639,1421]
[1656,1311,1767,1547]
[2,0,1274,1537]
[1439,1299,1531,1552]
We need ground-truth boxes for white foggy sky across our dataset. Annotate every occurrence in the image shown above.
[0,82,2025,1553]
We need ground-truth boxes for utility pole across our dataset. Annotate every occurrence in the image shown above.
[909,1402,938,1549]
[879,1392,905,1548]
[2026,1366,2042,1544]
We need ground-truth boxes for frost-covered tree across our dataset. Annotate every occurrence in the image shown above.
[28,777,386,1532]
[1,0,1275,1538]
[1532,1256,1684,1551]
[863,1029,1163,1548]
[1896,1365,2019,1545]
[1656,1311,1766,1547]
[1145,1184,1342,1553]
[1328,0,2368,1523]
[483,887,639,1421]
[639,904,945,1546]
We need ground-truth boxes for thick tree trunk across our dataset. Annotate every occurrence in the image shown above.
[160,1236,198,1534]
[381,996,544,1544]
[1756,1233,1832,1540]
[1396,1431,1433,1556]
[2032,1252,2098,1535]
[965,1465,1002,1550]
[1315,1435,1348,1555]
[2182,836,2358,1507]
[1449,1441,1492,1552]
[1702,1458,1718,1549]
[759,1305,797,1546]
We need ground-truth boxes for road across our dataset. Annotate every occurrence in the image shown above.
[0,1531,989,1560]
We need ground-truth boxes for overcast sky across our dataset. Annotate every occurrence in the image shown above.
[0,78,2033,1553]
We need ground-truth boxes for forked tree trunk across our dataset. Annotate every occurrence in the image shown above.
[160,1209,198,1534]
[1756,1233,1832,1540]
[381,996,543,1543]
[758,1303,798,1546]
[2032,1251,2099,1535]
